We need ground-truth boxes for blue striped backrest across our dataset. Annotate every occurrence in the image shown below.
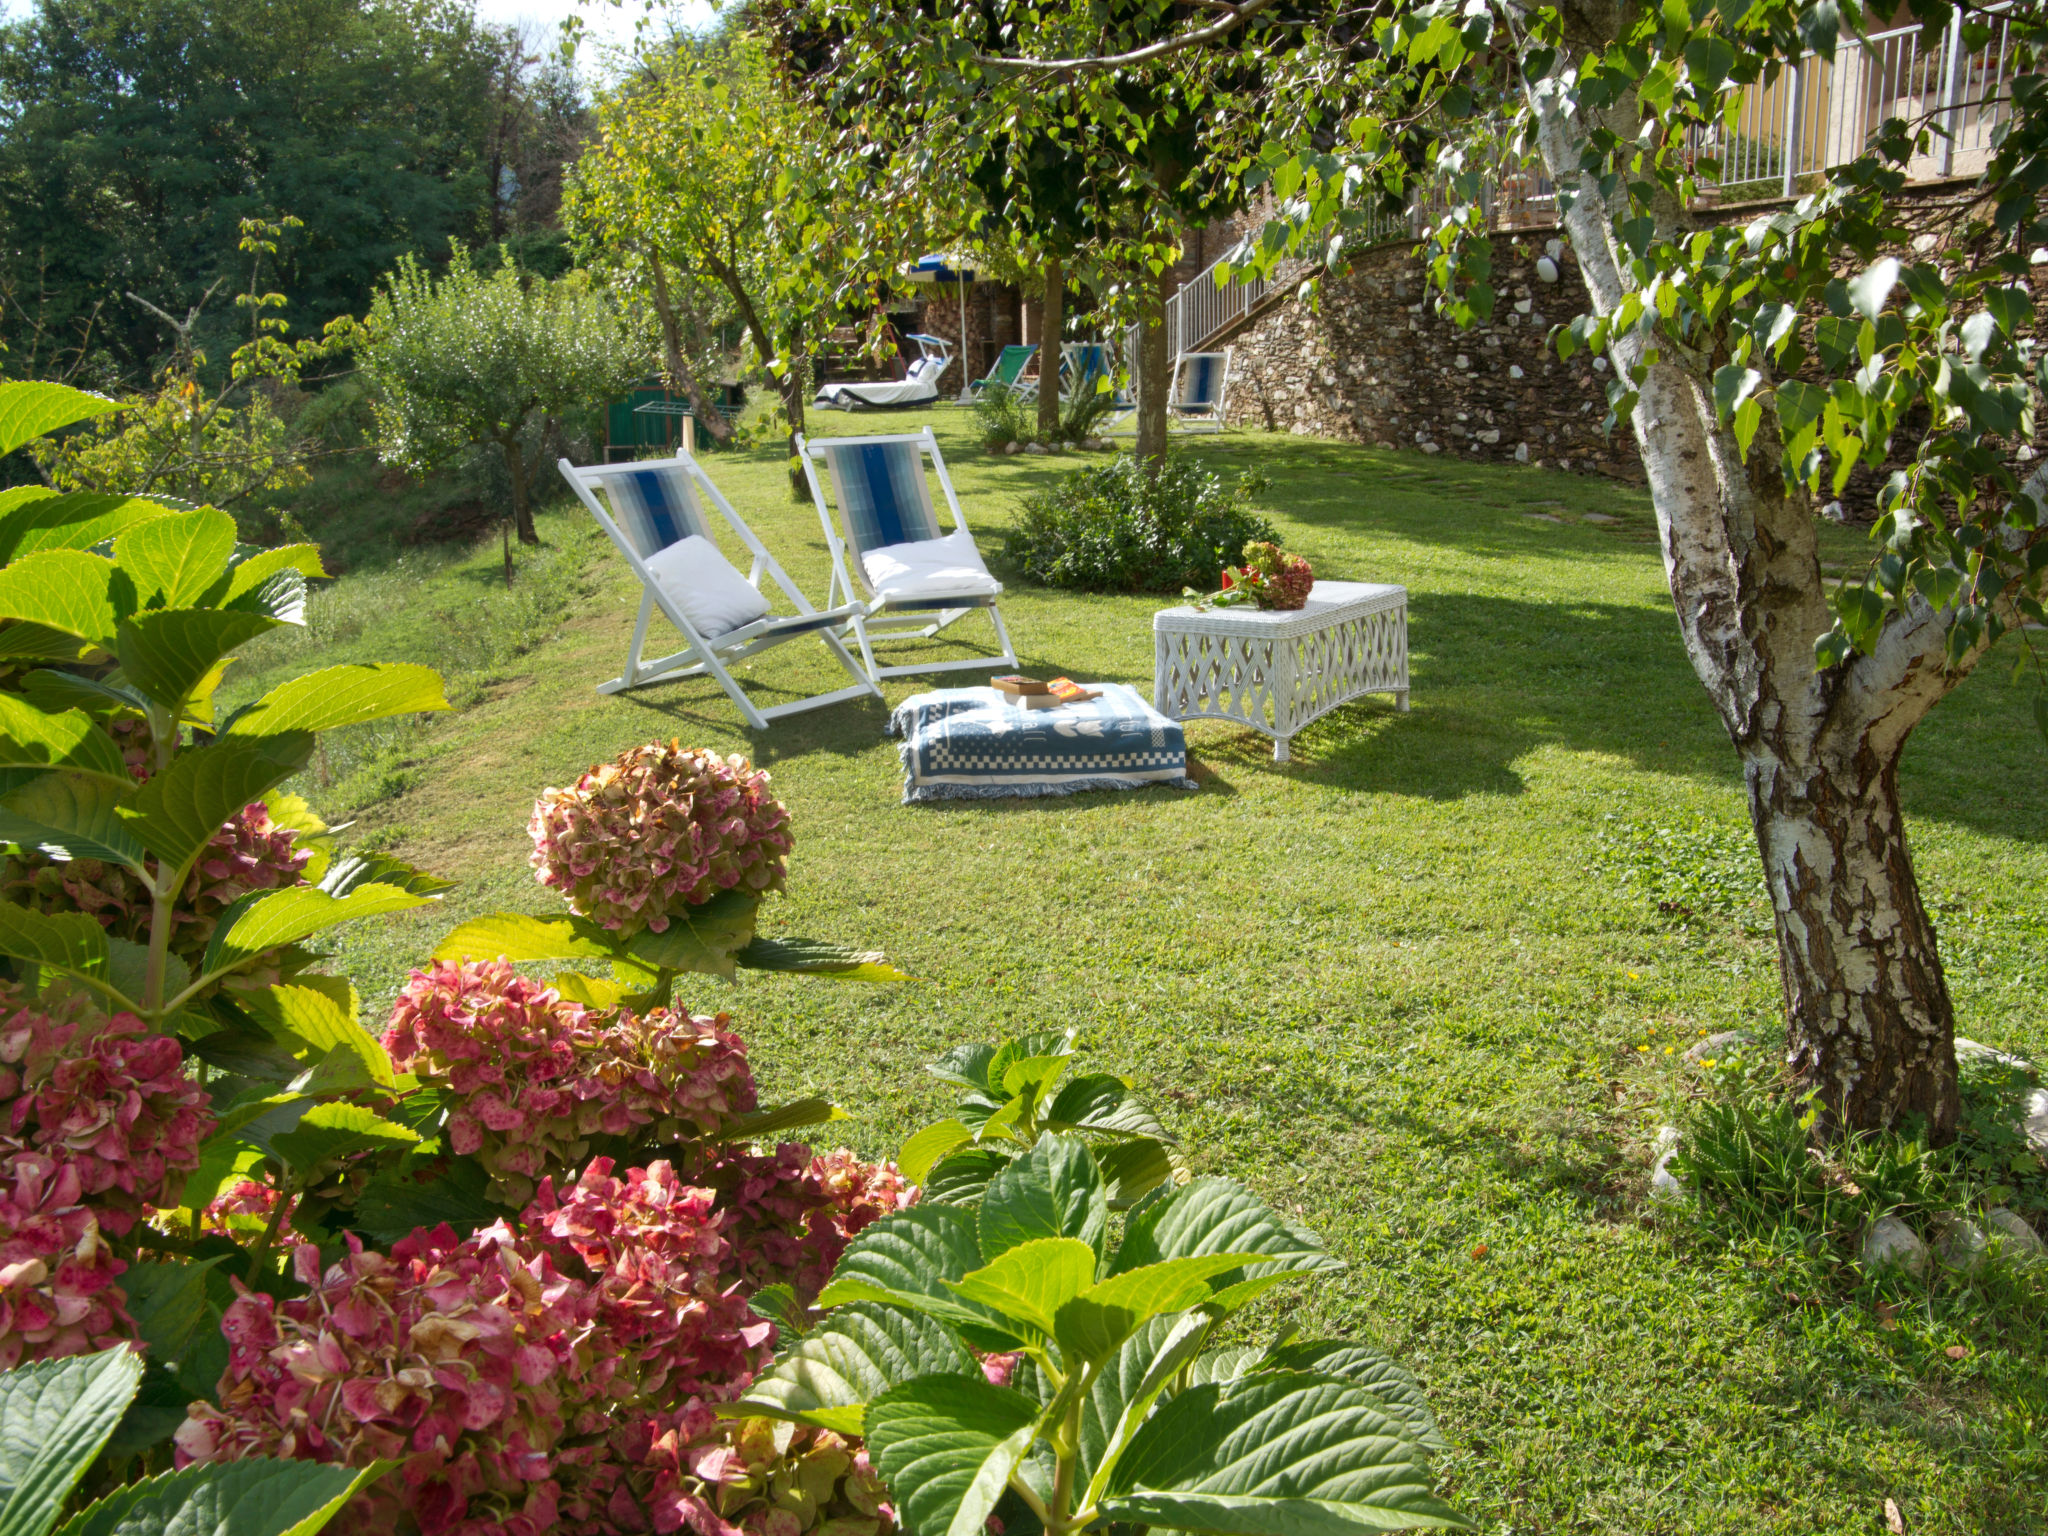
[596,465,711,559]
[1180,354,1222,411]
[821,442,942,554]
[1068,344,1108,388]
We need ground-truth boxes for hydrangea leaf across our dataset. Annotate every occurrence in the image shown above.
[112,509,239,612]
[117,734,314,880]
[0,381,122,458]
[1094,1138,1177,1211]
[0,1346,143,1536]
[52,1457,392,1536]
[899,1120,974,1184]
[1261,1342,1448,1453]
[223,663,450,737]
[735,1303,978,1434]
[121,1258,230,1375]
[625,887,760,979]
[0,772,147,878]
[219,544,326,605]
[352,1159,501,1246]
[0,696,131,784]
[865,1375,1038,1536]
[922,1147,1012,1206]
[926,1043,998,1092]
[721,1096,848,1142]
[115,610,282,713]
[0,551,121,650]
[431,912,615,964]
[979,1134,1107,1266]
[0,889,111,981]
[239,983,396,1088]
[1078,1310,1218,1505]
[0,491,168,562]
[1101,1373,1468,1534]
[1045,1074,1173,1142]
[815,1207,1020,1344]
[1109,1177,1346,1297]
[317,852,454,899]
[203,883,435,977]
[1051,1255,1260,1366]
[734,935,909,982]
[945,1237,1099,1337]
[268,1101,420,1177]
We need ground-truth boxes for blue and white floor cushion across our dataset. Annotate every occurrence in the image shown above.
[887,683,1198,802]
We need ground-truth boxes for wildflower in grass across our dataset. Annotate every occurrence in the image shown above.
[529,744,791,934]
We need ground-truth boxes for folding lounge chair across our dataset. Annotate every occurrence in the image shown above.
[558,451,881,730]
[1061,342,1111,394]
[1106,347,1232,435]
[971,344,1041,401]
[795,426,1018,683]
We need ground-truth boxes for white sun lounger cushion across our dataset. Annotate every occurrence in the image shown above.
[642,535,773,639]
[861,529,1001,600]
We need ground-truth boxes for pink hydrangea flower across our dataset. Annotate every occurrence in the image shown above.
[0,984,212,1236]
[384,963,760,1205]
[0,1139,133,1369]
[528,745,792,935]
[697,1146,915,1303]
[200,1179,298,1247]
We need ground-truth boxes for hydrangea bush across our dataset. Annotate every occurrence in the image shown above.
[530,745,793,935]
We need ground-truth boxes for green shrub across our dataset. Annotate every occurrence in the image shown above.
[972,381,1034,448]
[1005,453,1274,592]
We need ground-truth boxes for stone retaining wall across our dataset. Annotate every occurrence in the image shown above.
[1221,233,1643,479]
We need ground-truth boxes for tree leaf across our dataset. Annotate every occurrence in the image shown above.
[0,903,109,980]
[118,735,314,879]
[0,696,131,784]
[979,1134,1107,1266]
[1261,1342,1448,1453]
[1846,256,1900,321]
[900,1121,975,1184]
[865,1375,1038,1536]
[430,912,618,964]
[0,552,120,650]
[53,1457,390,1536]
[735,935,909,982]
[0,1347,143,1536]
[115,611,281,713]
[237,983,395,1088]
[0,382,122,458]
[720,1096,848,1142]
[735,1303,978,1435]
[223,664,450,737]
[267,1101,419,1177]
[0,772,147,876]
[946,1237,1099,1337]
[204,884,434,976]
[1102,1373,1468,1534]
[816,1207,1017,1342]
[625,887,760,979]
[317,852,454,899]
[112,510,239,611]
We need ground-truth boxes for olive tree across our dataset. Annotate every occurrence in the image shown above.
[358,249,646,577]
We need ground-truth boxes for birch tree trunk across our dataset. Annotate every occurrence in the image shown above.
[1525,53,1968,1139]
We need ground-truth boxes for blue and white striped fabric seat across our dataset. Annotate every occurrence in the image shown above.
[1176,353,1224,415]
[594,464,712,557]
[817,441,943,555]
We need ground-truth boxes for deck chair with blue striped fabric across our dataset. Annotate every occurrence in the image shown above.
[558,450,880,729]
[1167,348,1233,432]
[1061,342,1112,395]
[795,426,1018,683]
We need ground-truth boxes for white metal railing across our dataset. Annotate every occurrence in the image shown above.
[1132,6,2018,362]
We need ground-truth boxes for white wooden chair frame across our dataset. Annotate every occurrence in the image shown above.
[1106,347,1234,436]
[795,425,1019,683]
[558,451,881,730]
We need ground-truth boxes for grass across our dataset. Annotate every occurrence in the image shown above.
[268,410,2046,1534]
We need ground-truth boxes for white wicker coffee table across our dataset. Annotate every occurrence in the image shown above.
[1153,581,1409,762]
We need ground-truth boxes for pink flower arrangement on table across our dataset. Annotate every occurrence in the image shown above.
[528,744,793,935]
[382,960,760,1204]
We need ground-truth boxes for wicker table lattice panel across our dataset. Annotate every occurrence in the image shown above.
[1152,581,1409,762]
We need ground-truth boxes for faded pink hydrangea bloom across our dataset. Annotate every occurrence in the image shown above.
[200,1179,298,1247]
[176,1224,588,1536]
[383,961,759,1204]
[0,984,212,1236]
[698,1145,915,1304]
[978,1353,1021,1389]
[528,745,792,935]
[0,1140,133,1369]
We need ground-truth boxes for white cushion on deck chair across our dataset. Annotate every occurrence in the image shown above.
[642,535,772,639]
[861,528,1001,600]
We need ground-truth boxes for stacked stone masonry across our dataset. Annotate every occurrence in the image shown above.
[1222,233,1643,480]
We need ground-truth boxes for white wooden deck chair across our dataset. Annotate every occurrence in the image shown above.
[558,451,881,729]
[1106,346,1232,436]
[795,426,1018,683]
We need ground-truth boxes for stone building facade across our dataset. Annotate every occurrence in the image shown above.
[1220,231,1642,478]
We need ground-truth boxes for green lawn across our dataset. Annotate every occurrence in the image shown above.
[243,411,2047,1535]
